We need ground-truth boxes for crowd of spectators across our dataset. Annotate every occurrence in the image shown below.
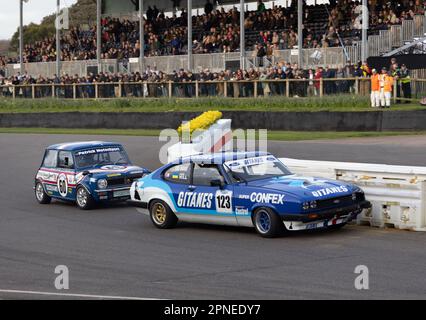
[0,60,383,99]
[1,0,424,65]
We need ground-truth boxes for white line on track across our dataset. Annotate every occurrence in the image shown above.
[0,289,162,300]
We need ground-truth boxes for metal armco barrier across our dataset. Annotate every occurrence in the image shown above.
[280,158,426,232]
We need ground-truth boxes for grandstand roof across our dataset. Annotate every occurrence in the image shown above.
[103,0,260,15]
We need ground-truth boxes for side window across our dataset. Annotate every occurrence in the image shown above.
[163,163,191,184]
[193,164,223,186]
[58,151,74,169]
[42,150,58,168]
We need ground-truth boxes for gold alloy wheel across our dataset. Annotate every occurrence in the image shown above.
[152,203,167,224]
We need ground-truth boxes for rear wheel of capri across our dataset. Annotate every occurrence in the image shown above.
[253,208,285,238]
[35,182,51,204]
[76,186,95,210]
[149,200,178,229]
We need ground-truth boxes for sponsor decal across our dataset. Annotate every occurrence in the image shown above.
[75,147,121,156]
[224,155,278,170]
[37,171,58,182]
[250,192,285,204]
[235,206,249,216]
[107,173,122,178]
[45,184,58,192]
[238,194,250,200]
[177,192,213,209]
[312,186,349,197]
[100,165,126,171]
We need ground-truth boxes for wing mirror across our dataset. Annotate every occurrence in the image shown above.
[82,170,91,176]
[210,178,225,189]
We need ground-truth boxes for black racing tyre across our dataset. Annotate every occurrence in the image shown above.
[253,207,285,238]
[149,200,178,229]
[76,186,95,210]
[35,181,51,204]
[328,222,347,231]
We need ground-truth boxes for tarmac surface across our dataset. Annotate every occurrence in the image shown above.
[0,133,425,300]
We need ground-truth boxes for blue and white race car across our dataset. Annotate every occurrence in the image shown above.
[129,152,371,237]
[35,141,149,210]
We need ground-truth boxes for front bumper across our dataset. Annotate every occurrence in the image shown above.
[280,200,372,223]
[93,186,131,201]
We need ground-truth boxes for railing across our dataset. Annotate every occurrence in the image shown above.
[2,78,426,101]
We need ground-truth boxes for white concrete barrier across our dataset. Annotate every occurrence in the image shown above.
[280,158,426,231]
[168,119,232,163]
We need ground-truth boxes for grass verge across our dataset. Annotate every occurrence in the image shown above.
[0,96,423,113]
[0,127,425,141]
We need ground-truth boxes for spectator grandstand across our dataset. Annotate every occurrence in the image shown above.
[3,0,425,64]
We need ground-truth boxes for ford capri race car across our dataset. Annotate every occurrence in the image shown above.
[130,152,371,237]
[35,141,149,210]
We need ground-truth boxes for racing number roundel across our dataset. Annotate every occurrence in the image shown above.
[57,174,68,197]
[215,190,233,214]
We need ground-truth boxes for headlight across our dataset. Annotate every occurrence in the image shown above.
[97,179,108,189]
[303,201,317,210]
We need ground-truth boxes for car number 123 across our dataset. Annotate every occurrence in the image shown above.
[215,190,233,214]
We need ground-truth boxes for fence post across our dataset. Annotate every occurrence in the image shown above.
[286,80,290,97]
[168,81,172,98]
[52,84,55,98]
[355,78,359,95]
[320,79,324,98]
[195,81,199,98]
[95,83,99,99]
[12,86,16,99]
[119,82,122,98]
[32,85,35,99]
[223,81,227,97]
[254,80,258,98]
[73,83,77,99]
[393,80,397,103]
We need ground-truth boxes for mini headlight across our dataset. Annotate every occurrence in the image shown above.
[97,179,108,189]
[302,202,310,210]
[309,201,317,209]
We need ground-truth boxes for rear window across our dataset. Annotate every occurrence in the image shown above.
[163,164,191,184]
[42,150,58,168]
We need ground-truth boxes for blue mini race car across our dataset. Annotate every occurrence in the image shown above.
[35,141,149,210]
[129,152,371,237]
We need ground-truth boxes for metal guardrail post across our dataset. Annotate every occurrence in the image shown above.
[73,84,77,99]
[254,81,258,98]
[320,79,324,98]
[223,81,227,97]
[355,78,359,95]
[52,84,55,98]
[195,81,199,98]
[95,83,98,99]
[12,86,16,99]
[31,85,35,99]
[168,81,172,98]
[119,82,122,98]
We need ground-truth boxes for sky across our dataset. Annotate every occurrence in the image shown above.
[0,0,78,40]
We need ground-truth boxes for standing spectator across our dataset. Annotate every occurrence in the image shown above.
[400,64,412,103]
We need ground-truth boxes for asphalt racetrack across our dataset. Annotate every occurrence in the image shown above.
[0,133,426,300]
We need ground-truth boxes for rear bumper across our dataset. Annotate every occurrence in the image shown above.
[280,201,371,223]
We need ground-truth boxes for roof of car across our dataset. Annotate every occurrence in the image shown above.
[47,141,123,151]
[178,151,271,164]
